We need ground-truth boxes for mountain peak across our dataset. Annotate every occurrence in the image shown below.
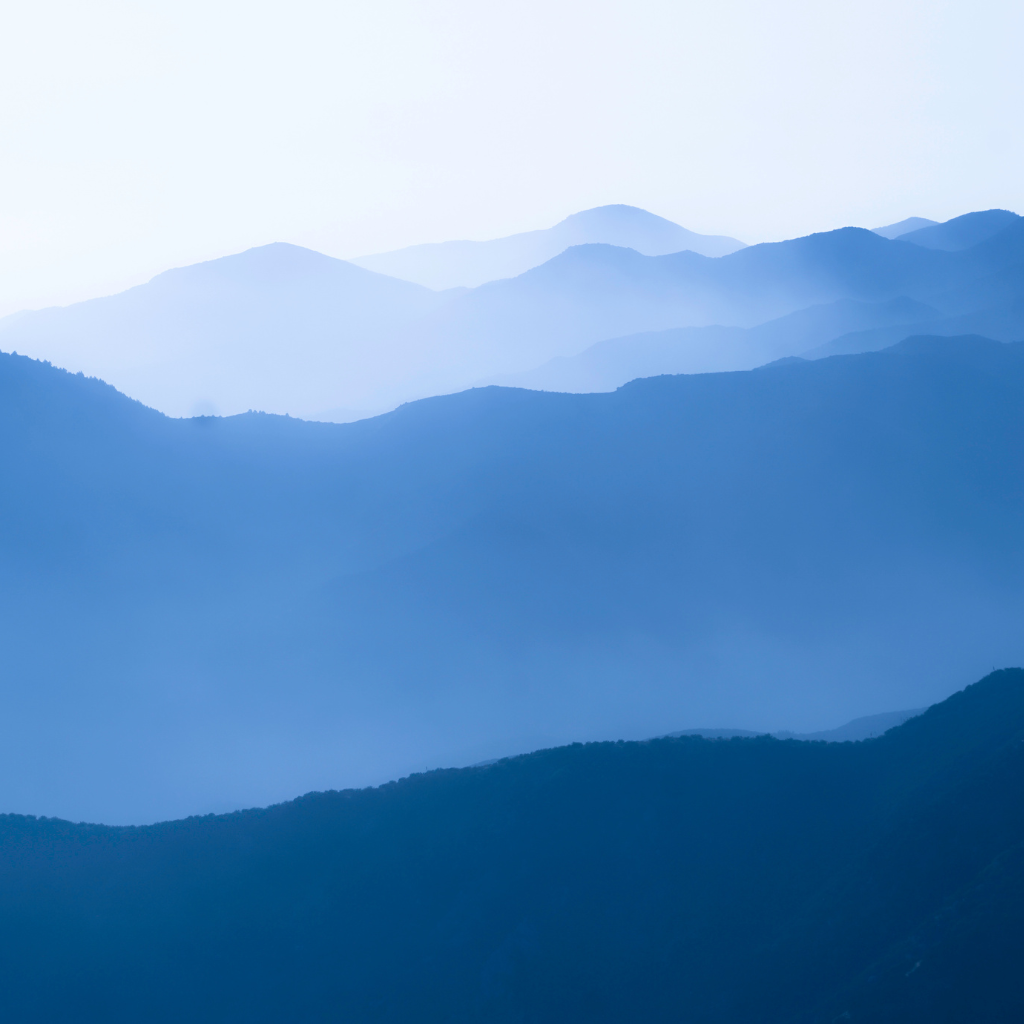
[872,216,938,239]
[556,203,691,231]
[349,206,745,289]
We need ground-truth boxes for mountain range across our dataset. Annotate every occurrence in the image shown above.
[3,197,1024,1016]
[486,210,1024,393]
[0,668,1021,1022]
[349,203,747,288]
[2,208,1020,420]
[1,333,1022,823]
[483,296,939,391]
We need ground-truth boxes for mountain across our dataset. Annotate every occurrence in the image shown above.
[1,335,1023,823]
[0,669,1022,1023]
[873,209,1023,252]
[480,221,1024,393]
[872,215,938,238]
[803,300,1024,359]
[4,219,1024,420]
[349,204,747,289]
[0,243,453,420]
[777,707,924,741]
[896,208,1021,250]
[676,707,925,743]
[391,222,1024,400]
[484,296,939,392]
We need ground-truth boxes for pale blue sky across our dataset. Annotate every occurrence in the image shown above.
[1,0,1021,316]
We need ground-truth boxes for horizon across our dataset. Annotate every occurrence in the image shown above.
[2,203,1016,319]
[2,0,1022,317]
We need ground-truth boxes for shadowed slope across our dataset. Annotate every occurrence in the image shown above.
[0,670,1021,1023]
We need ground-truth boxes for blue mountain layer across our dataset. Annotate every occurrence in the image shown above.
[3,215,1023,419]
[872,215,938,238]
[351,203,747,289]
[0,669,1022,1022]
[896,208,1021,250]
[485,296,942,391]
[1,335,1023,822]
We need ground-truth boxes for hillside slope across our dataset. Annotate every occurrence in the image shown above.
[896,208,1021,250]
[0,243,450,420]
[0,337,1023,822]
[0,669,1021,1023]
[872,216,937,239]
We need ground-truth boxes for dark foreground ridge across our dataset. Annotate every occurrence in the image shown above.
[1,669,1023,1022]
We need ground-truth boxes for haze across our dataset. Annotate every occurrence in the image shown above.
[1,0,1022,317]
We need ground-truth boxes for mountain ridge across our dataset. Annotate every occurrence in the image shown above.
[350,203,747,289]
[483,296,942,392]
[872,215,938,239]
[0,668,1021,1022]
[896,208,1021,250]
[4,218,1024,420]
[478,220,1024,392]
[1,336,1023,822]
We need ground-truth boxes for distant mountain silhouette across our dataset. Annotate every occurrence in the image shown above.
[484,296,939,392]
[775,707,925,741]
[896,208,1021,250]
[0,242,450,420]
[674,706,924,743]
[872,215,937,238]
[5,217,1024,419]
[803,302,1024,359]
[474,217,1024,392]
[0,669,1022,1022]
[350,204,747,289]
[1,336,1023,823]
[396,221,1024,400]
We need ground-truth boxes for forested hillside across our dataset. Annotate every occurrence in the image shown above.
[0,669,1021,1022]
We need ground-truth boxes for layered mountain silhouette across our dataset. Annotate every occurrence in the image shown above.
[895,208,1021,250]
[412,217,1024,395]
[872,215,938,238]
[485,213,1024,393]
[350,203,747,288]
[0,243,451,420]
[672,706,924,743]
[867,212,1020,249]
[0,669,1022,1022]
[803,299,1024,359]
[1,335,1023,823]
[2,211,1021,419]
[485,296,940,391]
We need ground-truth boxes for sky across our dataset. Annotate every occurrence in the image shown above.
[1,0,1022,317]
